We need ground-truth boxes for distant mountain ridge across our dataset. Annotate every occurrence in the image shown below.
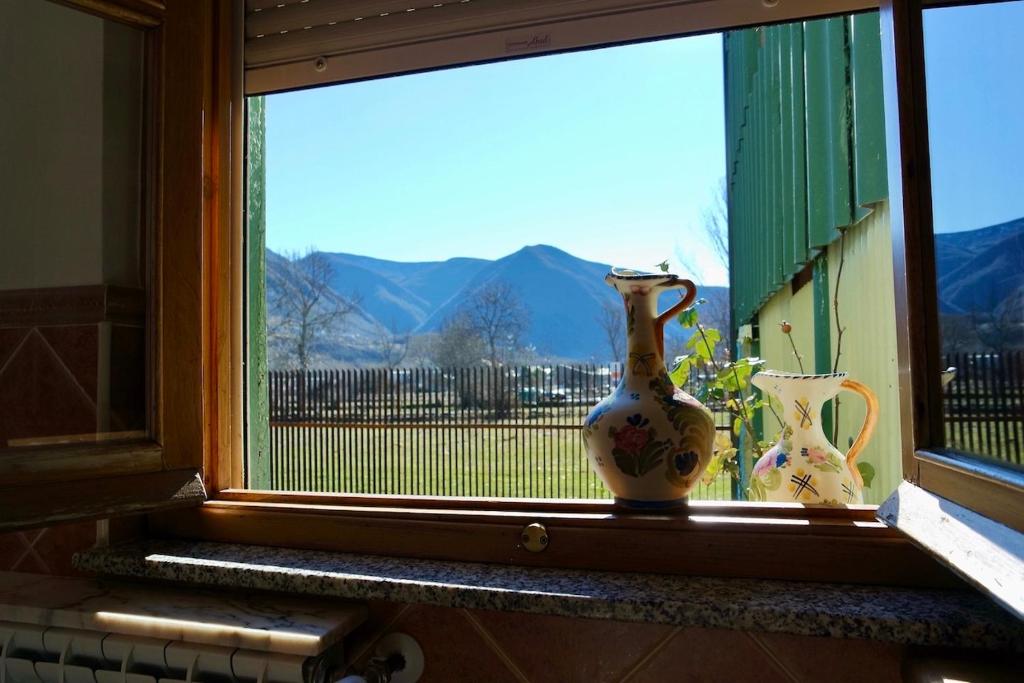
[267,244,729,364]
[934,216,1024,316]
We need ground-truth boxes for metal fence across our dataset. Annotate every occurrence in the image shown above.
[943,351,1024,465]
[264,364,733,499]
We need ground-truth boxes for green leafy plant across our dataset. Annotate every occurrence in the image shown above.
[666,297,774,490]
[658,229,875,496]
[653,261,775,492]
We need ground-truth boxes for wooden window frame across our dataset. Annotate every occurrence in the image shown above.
[163,0,1019,588]
[880,0,1024,535]
[0,0,209,531]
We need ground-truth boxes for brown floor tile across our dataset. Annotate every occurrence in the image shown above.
[472,608,674,683]
[753,631,904,683]
[626,627,792,683]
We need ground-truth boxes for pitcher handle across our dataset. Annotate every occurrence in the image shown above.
[839,378,879,487]
[655,279,697,358]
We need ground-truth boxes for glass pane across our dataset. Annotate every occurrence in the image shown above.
[0,2,146,449]
[925,1,1024,469]
[247,11,902,504]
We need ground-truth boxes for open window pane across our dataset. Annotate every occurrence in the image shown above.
[924,0,1024,470]
[245,11,903,504]
[0,1,147,450]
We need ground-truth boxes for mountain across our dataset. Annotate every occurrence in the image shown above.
[319,252,490,332]
[416,245,616,359]
[266,245,728,365]
[934,217,1024,315]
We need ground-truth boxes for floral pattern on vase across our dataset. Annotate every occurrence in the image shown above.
[749,371,879,505]
[583,268,716,509]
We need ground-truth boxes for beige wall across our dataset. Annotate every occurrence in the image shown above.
[0,0,142,290]
[754,202,901,503]
[827,201,902,505]
[757,268,816,435]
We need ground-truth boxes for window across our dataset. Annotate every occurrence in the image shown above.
[871,0,1024,613]
[1,0,147,450]
[6,0,1006,590]
[880,0,1024,527]
[925,0,1024,473]
[240,6,913,515]
[0,0,208,531]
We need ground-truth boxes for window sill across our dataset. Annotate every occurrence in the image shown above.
[74,539,1024,653]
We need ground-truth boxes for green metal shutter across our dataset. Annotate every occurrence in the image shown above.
[803,17,852,250]
[725,12,888,328]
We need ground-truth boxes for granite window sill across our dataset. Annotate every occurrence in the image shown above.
[74,540,1024,653]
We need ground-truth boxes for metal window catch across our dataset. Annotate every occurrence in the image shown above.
[520,522,549,552]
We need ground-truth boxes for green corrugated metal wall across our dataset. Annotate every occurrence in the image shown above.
[726,13,887,327]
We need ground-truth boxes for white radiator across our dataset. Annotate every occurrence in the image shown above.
[0,622,339,683]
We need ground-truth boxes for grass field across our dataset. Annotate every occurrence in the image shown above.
[944,422,1023,468]
[264,424,735,501]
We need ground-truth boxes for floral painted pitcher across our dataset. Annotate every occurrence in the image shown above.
[583,268,716,509]
[749,371,879,505]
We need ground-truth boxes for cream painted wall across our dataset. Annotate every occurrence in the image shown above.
[0,1,142,290]
[753,202,903,504]
[827,201,902,505]
[757,273,816,437]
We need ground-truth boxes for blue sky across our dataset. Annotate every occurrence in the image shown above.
[925,1,1024,234]
[261,4,1024,284]
[263,34,728,284]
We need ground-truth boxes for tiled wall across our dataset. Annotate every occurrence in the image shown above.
[342,601,905,683]
[0,516,143,577]
[0,286,145,448]
[0,521,96,576]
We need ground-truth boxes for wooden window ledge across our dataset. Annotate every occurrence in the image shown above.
[74,540,1023,652]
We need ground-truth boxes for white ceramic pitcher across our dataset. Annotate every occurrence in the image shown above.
[749,371,879,504]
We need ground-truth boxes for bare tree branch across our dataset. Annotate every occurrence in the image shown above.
[371,320,410,369]
[676,177,729,283]
[269,247,359,370]
[596,298,626,364]
[463,280,530,367]
[431,312,485,368]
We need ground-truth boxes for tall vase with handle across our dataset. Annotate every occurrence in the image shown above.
[749,371,879,504]
[583,268,716,509]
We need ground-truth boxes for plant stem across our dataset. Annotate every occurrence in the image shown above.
[832,228,848,444]
[785,332,806,374]
[765,397,784,432]
[696,325,763,459]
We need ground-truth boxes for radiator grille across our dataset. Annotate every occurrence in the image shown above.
[0,622,338,683]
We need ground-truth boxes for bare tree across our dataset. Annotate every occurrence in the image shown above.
[697,292,731,351]
[597,298,625,364]
[269,248,358,370]
[430,312,486,368]
[371,320,410,369]
[676,177,729,283]
[463,280,530,366]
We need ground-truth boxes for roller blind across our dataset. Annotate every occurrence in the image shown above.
[244,0,874,94]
